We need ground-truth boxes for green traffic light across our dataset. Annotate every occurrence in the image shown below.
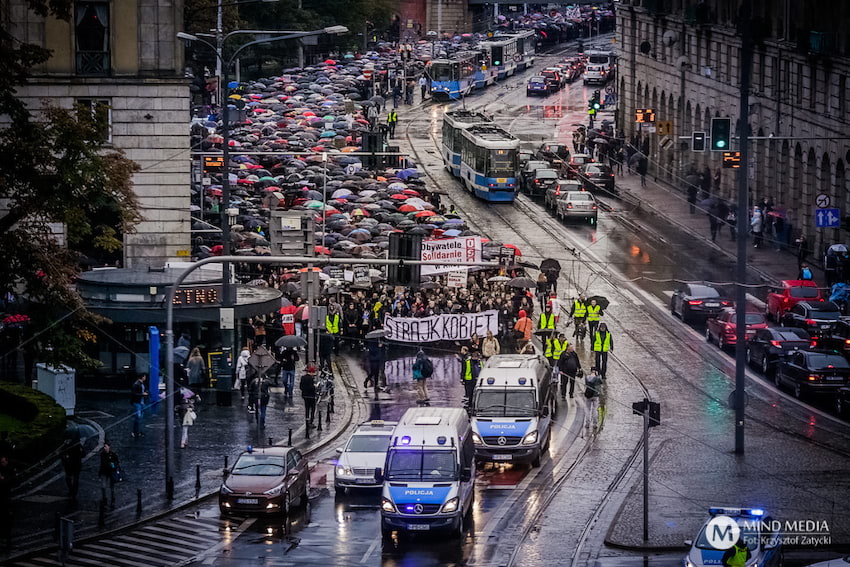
[716,140,726,148]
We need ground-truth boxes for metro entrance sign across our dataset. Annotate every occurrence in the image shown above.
[815,208,841,228]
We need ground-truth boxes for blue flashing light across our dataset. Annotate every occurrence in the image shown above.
[750,509,765,517]
[405,505,415,512]
[247,445,253,453]
[401,436,411,445]
[486,377,496,385]
[437,436,447,445]
[518,377,527,385]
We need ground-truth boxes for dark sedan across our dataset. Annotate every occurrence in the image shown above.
[520,160,551,192]
[578,163,616,194]
[526,168,559,197]
[779,301,842,336]
[775,350,850,399]
[670,284,733,323]
[811,318,850,354]
[219,447,309,516]
[747,327,812,376]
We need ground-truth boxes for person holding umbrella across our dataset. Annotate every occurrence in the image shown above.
[365,330,387,390]
[278,346,299,398]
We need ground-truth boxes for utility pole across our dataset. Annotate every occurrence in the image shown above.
[733,0,753,455]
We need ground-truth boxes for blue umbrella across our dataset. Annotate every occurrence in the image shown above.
[397,168,420,180]
[443,229,462,237]
[443,218,465,224]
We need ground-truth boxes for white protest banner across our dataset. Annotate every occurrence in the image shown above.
[383,310,498,342]
[446,270,468,288]
[420,237,482,275]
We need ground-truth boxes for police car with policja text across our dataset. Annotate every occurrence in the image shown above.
[683,507,783,567]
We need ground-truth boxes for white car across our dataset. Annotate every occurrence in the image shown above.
[683,507,783,567]
[804,559,850,567]
[334,420,396,493]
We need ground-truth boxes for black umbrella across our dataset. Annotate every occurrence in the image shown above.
[508,276,536,288]
[275,335,307,348]
[540,258,562,273]
[588,295,610,310]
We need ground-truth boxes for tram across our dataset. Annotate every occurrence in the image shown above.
[429,51,497,101]
[458,125,520,202]
[479,30,537,79]
[441,109,492,176]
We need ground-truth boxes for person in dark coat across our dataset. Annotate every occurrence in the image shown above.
[61,441,84,500]
[365,337,387,389]
[98,442,120,507]
[300,366,318,426]
[278,347,298,398]
[685,171,700,214]
[318,331,334,371]
[558,345,581,399]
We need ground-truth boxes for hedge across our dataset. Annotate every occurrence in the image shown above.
[0,382,67,466]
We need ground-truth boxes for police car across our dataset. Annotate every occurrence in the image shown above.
[683,507,783,567]
[334,420,396,493]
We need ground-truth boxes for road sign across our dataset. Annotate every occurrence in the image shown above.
[635,108,655,123]
[656,120,673,136]
[816,208,841,228]
[659,136,673,150]
[816,193,831,208]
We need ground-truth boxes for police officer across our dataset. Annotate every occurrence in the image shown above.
[721,536,751,567]
[386,109,398,138]
[570,293,587,340]
[325,307,342,353]
[544,332,569,368]
[585,298,603,338]
[538,304,556,331]
[592,322,613,379]
[458,347,481,405]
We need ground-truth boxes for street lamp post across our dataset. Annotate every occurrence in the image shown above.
[171,25,348,499]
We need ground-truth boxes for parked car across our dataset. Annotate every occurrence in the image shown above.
[334,420,396,493]
[670,283,733,323]
[565,153,593,179]
[837,387,850,417]
[775,349,850,399]
[544,179,582,210]
[555,190,598,224]
[520,160,550,192]
[810,318,850,354]
[578,162,616,194]
[747,327,812,376]
[526,168,559,197]
[705,308,768,349]
[540,68,563,92]
[779,301,842,336]
[765,279,823,321]
[526,75,549,96]
[219,447,309,516]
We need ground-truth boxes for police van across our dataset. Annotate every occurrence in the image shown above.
[470,354,556,468]
[378,407,475,538]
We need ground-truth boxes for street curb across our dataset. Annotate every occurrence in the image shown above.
[1,357,358,565]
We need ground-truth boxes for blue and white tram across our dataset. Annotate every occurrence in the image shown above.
[495,29,536,72]
[430,51,497,101]
[441,110,492,176]
[458,125,520,202]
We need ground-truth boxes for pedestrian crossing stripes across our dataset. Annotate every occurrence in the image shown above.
[8,514,236,567]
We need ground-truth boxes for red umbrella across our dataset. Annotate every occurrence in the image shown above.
[303,110,316,116]
[263,186,282,192]
[236,178,255,185]
[390,194,408,200]
[324,59,337,65]
[402,189,420,196]
[208,188,223,196]
[415,210,436,218]
[211,244,224,255]
[314,245,331,255]
[398,204,419,212]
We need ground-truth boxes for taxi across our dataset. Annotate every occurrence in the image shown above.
[683,507,783,567]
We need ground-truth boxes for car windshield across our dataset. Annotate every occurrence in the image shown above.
[567,192,593,201]
[347,434,392,453]
[529,77,545,84]
[231,454,287,476]
[525,161,548,172]
[696,522,759,551]
[385,450,457,481]
[790,286,819,298]
[744,313,766,325]
[474,389,537,417]
[807,354,850,370]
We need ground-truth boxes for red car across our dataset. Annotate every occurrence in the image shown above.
[765,280,823,321]
[705,308,768,349]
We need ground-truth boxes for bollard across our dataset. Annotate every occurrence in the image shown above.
[195,464,201,491]
[306,420,311,439]
[166,476,174,501]
[288,428,292,447]
[223,455,229,478]
[54,511,60,541]
[98,499,106,528]
[268,437,273,446]
[317,409,323,431]
[136,489,142,516]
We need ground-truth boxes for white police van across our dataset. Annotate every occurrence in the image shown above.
[470,354,556,468]
[378,407,475,539]
[683,507,783,567]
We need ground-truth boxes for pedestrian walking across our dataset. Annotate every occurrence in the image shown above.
[636,156,648,187]
[412,349,433,403]
[0,456,13,549]
[537,303,556,331]
[513,309,533,352]
[365,336,387,389]
[726,206,737,241]
[558,345,581,399]
[585,298,603,338]
[570,293,587,342]
[685,170,700,214]
[60,441,84,500]
[185,347,206,388]
[615,146,625,175]
[318,331,334,371]
[300,365,318,427]
[386,109,398,138]
[751,207,764,248]
[583,367,604,431]
[418,75,428,99]
[481,330,501,359]
[700,166,712,200]
[179,397,197,447]
[97,442,120,507]
[544,332,569,368]
[708,201,722,242]
[130,374,149,439]
[234,348,249,400]
[392,83,401,108]
[256,378,271,428]
[592,322,613,379]
[536,272,549,311]
[279,346,298,398]
[794,233,809,272]
[800,263,814,281]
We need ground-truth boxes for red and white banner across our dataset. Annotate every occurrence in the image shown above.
[420,237,482,275]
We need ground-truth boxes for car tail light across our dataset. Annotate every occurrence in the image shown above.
[555,188,560,196]
[844,339,850,345]
[688,300,703,305]
[721,300,732,306]
[806,319,817,326]
[610,173,614,177]
[566,203,573,209]
[592,205,597,210]
[534,179,539,184]
[811,340,818,347]
[770,340,782,347]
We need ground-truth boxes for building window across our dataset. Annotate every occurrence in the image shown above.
[76,98,112,143]
[75,2,110,75]
[839,75,847,119]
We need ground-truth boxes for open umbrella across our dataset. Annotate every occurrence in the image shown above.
[275,335,308,349]
[540,258,562,273]
[587,295,611,310]
[508,276,536,288]
[365,329,386,339]
[488,275,510,282]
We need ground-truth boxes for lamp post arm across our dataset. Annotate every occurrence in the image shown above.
[225,30,317,66]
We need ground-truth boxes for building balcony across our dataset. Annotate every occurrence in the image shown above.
[76,51,110,76]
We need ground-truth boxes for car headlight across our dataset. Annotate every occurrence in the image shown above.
[471,432,483,445]
[682,560,696,567]
[441,497,459,513]
[220,484,233,494]
[381,498,396,513]
[522,430,538,445]
[336,466,353,477]
[263,484,285,496]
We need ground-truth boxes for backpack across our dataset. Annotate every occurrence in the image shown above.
[422,358,434,378]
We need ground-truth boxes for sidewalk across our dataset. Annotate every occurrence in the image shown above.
[2,357,356,562]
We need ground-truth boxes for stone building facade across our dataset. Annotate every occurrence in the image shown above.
[616,0,850,254]
[3,0,190,268]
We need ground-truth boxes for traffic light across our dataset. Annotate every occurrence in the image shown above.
[592,90,602,110]
[388,233,422,287]
[710,118,731,151]
[692,131,706,152]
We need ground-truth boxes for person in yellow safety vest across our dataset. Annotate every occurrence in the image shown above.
[592,322,613,380]
[570,293,587,341]
[457,347,481,404]
[586,298,603,338]
[544,333,569,367]
[721,537,751,567]
[325,309,341,353]
[538,305,556,330]
[386,110,398,138]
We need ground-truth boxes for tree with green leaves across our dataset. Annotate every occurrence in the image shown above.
[0,0,142,377]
